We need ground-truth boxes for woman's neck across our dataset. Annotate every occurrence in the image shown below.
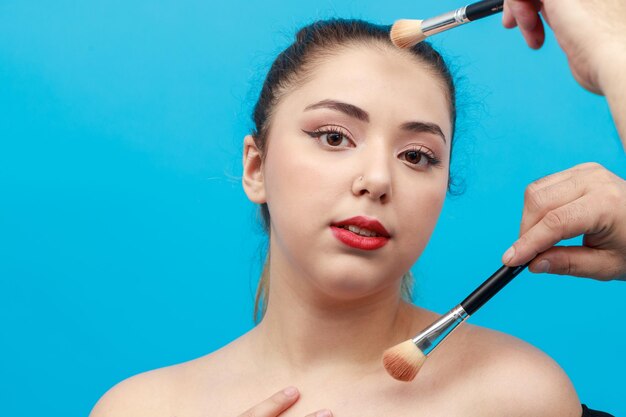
[249,249,421,379]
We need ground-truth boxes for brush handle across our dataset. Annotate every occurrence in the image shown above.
[465,0,504,22]
[460,263,529,315]
[421,0,504,38]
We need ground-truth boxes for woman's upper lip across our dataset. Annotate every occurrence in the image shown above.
[331,216,391,238]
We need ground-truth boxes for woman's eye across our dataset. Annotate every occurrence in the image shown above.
[302,128,354,148]
[399,148,439,169]
[320,131,351,147]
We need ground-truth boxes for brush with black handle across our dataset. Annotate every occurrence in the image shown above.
[391,0,504,48]
[382,261,529,381]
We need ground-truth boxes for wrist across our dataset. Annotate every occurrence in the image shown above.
[597,48,626,148]
[596,45,626,97]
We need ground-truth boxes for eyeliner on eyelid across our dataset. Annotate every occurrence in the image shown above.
[303,129,443,169]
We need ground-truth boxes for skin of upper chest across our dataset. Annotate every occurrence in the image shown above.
[170,365,486,417]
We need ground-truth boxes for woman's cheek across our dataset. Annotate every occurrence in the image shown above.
[402,184,446,246]
[263,138,339,224]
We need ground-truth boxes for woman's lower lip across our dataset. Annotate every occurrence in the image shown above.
[330,226,389,250]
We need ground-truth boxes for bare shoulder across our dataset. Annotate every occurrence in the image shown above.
[445,323,582,417]
[89,336,248,417]
[89,364,183,417]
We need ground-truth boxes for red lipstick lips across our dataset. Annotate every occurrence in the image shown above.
[330,216,390,250]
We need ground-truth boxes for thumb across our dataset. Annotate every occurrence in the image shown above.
[529,246,626,281]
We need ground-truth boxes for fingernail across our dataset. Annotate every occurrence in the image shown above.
[316,410,332,417]
[503,246,515,264]
[283,386,298,397]
[534,259,550,273]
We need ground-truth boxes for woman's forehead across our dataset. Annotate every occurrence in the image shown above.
[277,45,452,136]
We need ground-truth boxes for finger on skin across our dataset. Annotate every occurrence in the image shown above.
[504,196,595,266]
[519,176,585,236]
[239,387,300,417]
[304,410,333,417]
[530,246,626,281]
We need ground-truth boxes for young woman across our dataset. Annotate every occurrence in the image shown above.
[90,19,611,417]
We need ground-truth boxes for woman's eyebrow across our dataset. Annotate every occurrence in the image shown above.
[400,121,447,144]
[304,99,446,144]
[304,99,369,122]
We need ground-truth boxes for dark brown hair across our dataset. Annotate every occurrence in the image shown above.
[249,19,457,323]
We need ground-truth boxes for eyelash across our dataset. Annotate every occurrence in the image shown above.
[303,126,354,148]
[302,127,442,169]
[401,145,442,168]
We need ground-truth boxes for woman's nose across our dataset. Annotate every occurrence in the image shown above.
[351,146,392,203]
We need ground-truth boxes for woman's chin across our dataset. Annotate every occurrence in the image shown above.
[311,273,397,303]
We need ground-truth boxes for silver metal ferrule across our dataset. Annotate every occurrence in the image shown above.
[421,6,469,37]
[412,304,469,356]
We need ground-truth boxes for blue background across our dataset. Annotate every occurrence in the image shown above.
[1,1,625,415]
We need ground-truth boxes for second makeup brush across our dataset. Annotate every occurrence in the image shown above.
[382,261,529,381]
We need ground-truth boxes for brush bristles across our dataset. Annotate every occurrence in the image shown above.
[390,19,426,49]
[382,339,426,381]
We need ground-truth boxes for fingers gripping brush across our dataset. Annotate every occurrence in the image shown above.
[390,0,504,48]
[382,262,529,381]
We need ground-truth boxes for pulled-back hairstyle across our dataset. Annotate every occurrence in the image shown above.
[250,19,457,323]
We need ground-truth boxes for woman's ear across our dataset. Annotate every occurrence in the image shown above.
[242,134,267,204]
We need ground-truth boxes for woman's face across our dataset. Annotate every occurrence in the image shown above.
[244,44,452,302]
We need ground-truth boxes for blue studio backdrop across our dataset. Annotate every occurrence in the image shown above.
[1,1,625,416]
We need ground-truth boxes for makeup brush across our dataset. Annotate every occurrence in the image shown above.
[391,0,504,48]
[383,262,529,381]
